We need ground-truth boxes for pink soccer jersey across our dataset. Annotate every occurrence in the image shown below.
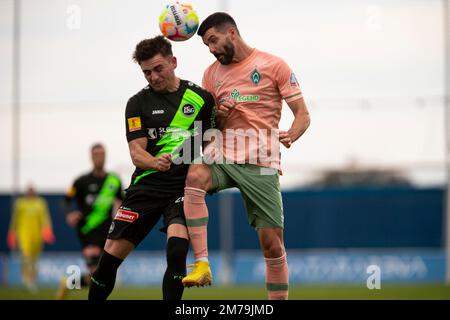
[202,48,302,170]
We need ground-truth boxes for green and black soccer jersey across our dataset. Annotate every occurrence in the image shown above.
[64,172,123,247]
[125,79,215,195]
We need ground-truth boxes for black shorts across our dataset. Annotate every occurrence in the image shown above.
[107,188,186,247]
[77,219,111,249]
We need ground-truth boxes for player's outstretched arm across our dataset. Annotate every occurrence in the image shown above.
[62,183,82,227]
[280,97,311,148]
[128,137,172,172]
[7,203,18,249]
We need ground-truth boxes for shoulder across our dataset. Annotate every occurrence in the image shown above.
[256,49,288,67]
[15,197,25,206]
[106,172,122,182]
[204,61,220,78]
[126,86,152,109]
[134,85,153,99]
[182,80,214,102]
[37,197,47,205]
[75,172,92,185]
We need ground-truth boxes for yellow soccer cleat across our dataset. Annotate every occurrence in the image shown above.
[182,261,212,287]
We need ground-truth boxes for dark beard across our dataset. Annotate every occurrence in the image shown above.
[214,42,235,65]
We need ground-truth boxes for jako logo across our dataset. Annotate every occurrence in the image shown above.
[182,104,195,116]
[366,265,381,289]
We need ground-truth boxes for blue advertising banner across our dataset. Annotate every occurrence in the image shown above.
[1,249,445,286]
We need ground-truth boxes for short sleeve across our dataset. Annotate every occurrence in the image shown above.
[274,57,303,103]
[199,92,216,132]
[115,178,124,201]
[202,68,216,101]
[125,96,147,142]
[66,178,80,198]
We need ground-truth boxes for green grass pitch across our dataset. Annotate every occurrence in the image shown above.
[0,284,449,300]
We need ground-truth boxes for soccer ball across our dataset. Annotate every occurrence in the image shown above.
[159,2,199,41]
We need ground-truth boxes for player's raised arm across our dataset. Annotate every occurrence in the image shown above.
[40,199,55,244]
[6,200,19,249]
[128,137,171,172]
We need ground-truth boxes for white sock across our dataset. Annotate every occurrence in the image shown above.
[196,257,208,263]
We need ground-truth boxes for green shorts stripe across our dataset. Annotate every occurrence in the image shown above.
[185,217,209,227]
[266,283,289,291]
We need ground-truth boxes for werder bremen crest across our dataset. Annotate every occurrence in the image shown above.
[250,68,261,85]
[231,89,240,99]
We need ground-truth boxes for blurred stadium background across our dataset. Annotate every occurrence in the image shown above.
[1,0,450,299]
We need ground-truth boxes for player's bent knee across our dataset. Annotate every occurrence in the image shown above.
[260,236,285,258]
[263,244,285,258]
[104,239,134,260]
[167,223,189,239]
[82,245,102,257]
[186,165,211,190]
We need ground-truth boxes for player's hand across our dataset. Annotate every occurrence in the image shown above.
[42,226,55,244]
[279,130,293,148]
[216,99,235,118]
[6,231,17,250]
[154,153,172,172]
[66,211,82,227]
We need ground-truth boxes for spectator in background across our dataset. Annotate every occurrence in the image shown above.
[7,184,55,293]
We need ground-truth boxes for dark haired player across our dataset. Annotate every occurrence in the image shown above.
[88,35,215,300]
[182,12,311,300]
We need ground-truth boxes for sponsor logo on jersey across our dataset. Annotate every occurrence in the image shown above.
[86,194,95,206]
[114,209,139,223]
[128,117,142,132]
[250,68,261,85]
[290,72,299,87]
[148,128,158,139]
[230,89,260,102]
[215,80,224,88]
[152,109,165,115]
[187,81,200,88]
[182,104,196,117]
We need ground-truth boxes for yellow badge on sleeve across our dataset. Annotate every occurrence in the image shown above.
[66,186,76,197]
[128,117,142,132]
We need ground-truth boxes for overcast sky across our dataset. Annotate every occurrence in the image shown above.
[0,0,447,191]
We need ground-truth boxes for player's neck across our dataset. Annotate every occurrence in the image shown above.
[92,168,106,177]
[232,41,254,64]
[167,77,180,93]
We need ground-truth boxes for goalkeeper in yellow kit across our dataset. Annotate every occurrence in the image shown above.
[7,185,55,292]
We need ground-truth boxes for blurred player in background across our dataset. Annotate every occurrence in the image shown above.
[57,143,123,299]
[88,36,215,301]
[7,184,55,293]
[182,12,311,300]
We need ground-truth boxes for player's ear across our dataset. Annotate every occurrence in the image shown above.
[228,27,237,41]
[171,56,177,69]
